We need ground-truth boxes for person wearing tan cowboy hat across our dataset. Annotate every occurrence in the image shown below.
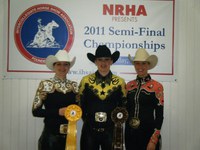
[32,50,78,150]
[77,45,127,150]
[125,48,164,150]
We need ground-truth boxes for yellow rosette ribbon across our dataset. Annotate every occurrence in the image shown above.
[64,104,82,150]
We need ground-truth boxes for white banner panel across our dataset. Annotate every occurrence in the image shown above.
[5,0,175,81]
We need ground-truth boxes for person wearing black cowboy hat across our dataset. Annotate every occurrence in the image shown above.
[125,48,164,150]
[77,45,127,150]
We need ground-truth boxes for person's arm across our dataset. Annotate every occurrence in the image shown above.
[149,82,164,146]
[32,80,60,118]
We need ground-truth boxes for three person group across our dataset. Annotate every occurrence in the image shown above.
[32,45,164,150]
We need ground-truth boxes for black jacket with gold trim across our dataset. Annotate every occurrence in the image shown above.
[77,71,127,128]
[32,76,78,133]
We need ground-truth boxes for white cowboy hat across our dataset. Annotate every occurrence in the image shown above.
[45,50,76,71]
[128,48,158,70]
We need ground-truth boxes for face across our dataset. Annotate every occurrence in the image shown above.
[95,57,113,75]
[53,61,70,78]
[134,61,150,78]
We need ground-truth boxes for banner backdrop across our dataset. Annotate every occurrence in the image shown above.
[5,0,175,81]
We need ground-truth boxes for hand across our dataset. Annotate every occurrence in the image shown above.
[59,107,67,116]
[147,141,156,150]
[39,92,47,100]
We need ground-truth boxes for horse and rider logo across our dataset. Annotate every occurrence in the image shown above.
[27,19,60,48]
[14,4,75,64]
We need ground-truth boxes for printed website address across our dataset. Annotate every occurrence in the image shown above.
[68,69,94,75]
[68,69,117,76]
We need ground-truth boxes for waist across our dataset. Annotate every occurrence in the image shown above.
[84,125,113,133]
[92,127,111,132]
[44,123,68,134]
[83,120,114,131]
[42,128,66,138]
[85,112,112,123]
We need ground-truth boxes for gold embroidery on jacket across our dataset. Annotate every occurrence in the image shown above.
[32,78,78,110]
[78,73,126,101]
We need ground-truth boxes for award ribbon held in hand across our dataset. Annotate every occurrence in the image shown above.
[64,104,82,150]
[111,107,128,150]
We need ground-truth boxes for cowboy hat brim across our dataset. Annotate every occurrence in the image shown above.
[146,55,158,70]
[45,55,76,71]
[87,51,120,63]
[128,54,158,70]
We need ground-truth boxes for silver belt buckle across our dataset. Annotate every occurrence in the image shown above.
[59,124,68,134]
[95,112,107,122]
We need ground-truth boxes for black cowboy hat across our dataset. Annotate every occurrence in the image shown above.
[87,45,120,63]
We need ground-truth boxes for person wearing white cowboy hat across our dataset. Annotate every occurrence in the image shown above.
[125,48,164,150]
[128,48,158,72]
[77,45,127,150]
[32,50,78,150]
[45,50,76,71]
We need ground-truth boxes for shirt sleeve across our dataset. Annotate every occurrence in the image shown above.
[154,82,164,130]
[150,82,164,144]
[32,80,59,118]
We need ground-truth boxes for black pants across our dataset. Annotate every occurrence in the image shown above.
[80,123,114,150]
[38,128,66,150]
[125,126,161,150]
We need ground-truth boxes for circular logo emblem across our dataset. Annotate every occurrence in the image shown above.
[117,112,123,119]
[14,4,75,64]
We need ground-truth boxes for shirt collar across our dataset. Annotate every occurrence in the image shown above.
[95,71,112,85]
[53,76,68,83]
[136,74,151,84]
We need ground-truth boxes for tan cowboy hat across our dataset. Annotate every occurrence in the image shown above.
[128,48,158,70]
[87,45,120,63]
[45,50,76,71]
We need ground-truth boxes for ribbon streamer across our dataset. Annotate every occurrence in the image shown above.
[111,107,128,150]
[64,104,82,150]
